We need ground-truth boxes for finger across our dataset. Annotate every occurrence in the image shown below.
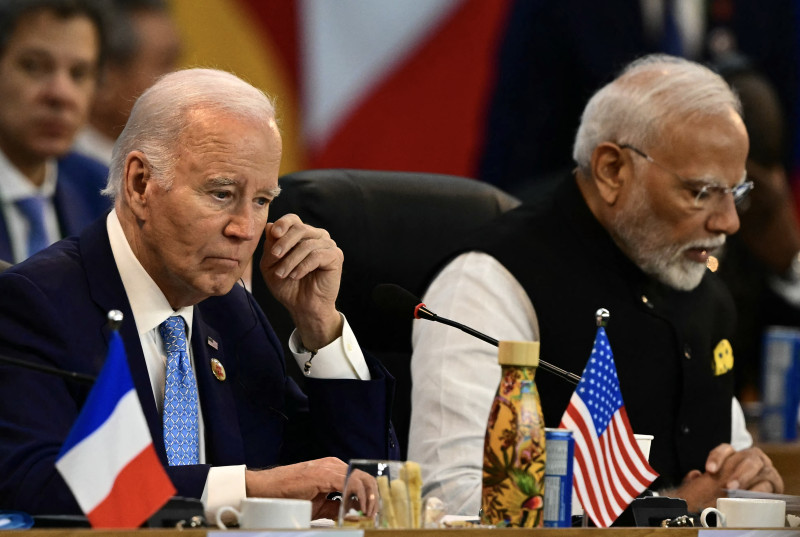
[287,244,341,281]
[268,216,327,257]
[351,474,369,514]
[705,443,736,473]
[263,215,300,255]
[268,231,338,280]
[262,215,314,267]
[745,467,784,495]
[747,481,776,494]
[269,213,302,240]
[723,449,773,490]
[362,475,379,518]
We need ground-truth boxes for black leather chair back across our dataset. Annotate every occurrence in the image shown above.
[251,169,520,456]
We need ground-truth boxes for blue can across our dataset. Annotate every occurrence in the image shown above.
[543,428,574,527]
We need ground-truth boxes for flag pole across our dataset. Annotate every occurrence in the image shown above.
[108,309,123,332]
[595,308,609,328]
[582,307,610,528]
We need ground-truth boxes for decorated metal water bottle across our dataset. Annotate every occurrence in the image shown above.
[482,341,546,527]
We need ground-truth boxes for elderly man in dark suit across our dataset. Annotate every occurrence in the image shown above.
[0,67,396,521]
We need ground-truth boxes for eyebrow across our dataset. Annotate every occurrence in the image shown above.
[689,170,748,189]
[206,177,236,187]
[206,177,281,199]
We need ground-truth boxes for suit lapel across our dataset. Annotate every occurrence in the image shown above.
[191,310,246,465]
[79,217,168,462]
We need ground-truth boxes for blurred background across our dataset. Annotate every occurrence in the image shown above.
[166,0,800,195]
[168,0,510,178]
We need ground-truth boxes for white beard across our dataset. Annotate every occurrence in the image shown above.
[608,183,725,291]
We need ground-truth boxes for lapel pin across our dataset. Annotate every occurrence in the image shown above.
[207,336,219,350]
[210,358,226,381]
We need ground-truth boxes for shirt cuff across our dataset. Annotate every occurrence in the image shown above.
[201,464,246,523]
[289,313,370,380]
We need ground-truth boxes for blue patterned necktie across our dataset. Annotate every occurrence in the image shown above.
[160,315,199,465]
[14,196,49,258]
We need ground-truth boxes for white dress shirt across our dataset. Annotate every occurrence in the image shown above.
[0,148,60,263]
[408,251,753,516]
[106,211,370,518]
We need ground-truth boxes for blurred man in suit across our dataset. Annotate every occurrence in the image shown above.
[0,68,396,520]
[73,0,181,165]
[0,0,110,263]
[410,55,782,516]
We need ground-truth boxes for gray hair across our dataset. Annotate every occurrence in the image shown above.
[103,68,277,199]
[572,54,742,173]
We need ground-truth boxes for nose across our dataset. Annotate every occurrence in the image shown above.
[42,70,81,106]
[706,194,741,235]
[224,205,257,241]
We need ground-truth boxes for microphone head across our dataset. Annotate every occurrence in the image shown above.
[372,283,434,320]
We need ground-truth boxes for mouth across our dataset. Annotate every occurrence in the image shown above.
[205,256,240,268]
[683,241,724,264]
[36,119,75,138]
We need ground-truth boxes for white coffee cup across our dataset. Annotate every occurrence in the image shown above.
[701,498,786,528]
[634,434,654,461]
[215,498,312,530]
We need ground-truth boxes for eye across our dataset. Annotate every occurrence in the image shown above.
[255,197,270,207]
[70,63,95,84]
[212,191,231,201]
[17,56,50,77]
[693,185,713,201]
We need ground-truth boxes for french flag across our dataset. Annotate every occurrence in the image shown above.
[56,331,175,528]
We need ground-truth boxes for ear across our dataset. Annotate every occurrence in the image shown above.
[122,151,152,220]
[590,142,631,205]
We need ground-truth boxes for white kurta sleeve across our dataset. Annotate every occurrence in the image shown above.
[408,252,538,516]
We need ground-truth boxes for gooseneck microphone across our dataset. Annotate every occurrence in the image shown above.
[0,353,96,385]
[372,283,581,385]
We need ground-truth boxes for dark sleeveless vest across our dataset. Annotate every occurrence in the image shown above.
[464,175,735,488]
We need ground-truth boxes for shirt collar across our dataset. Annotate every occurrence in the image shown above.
[107,210,194,337]
[0,148,57,200]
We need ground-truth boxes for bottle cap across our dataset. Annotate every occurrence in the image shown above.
[497,340,540,367]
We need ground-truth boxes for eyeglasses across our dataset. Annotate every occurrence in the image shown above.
[619,144,754,209]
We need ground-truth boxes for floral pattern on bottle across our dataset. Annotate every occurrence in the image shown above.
[482,365,546,527]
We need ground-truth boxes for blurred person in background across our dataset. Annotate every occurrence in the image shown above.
[73,0,181,165]
[0,0,110,263]
[713,56,800,401]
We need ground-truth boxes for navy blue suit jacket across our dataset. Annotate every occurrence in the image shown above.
[0,152,110,262]
[0,216,397,515]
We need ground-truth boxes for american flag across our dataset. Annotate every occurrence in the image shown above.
[559,326,658,527]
